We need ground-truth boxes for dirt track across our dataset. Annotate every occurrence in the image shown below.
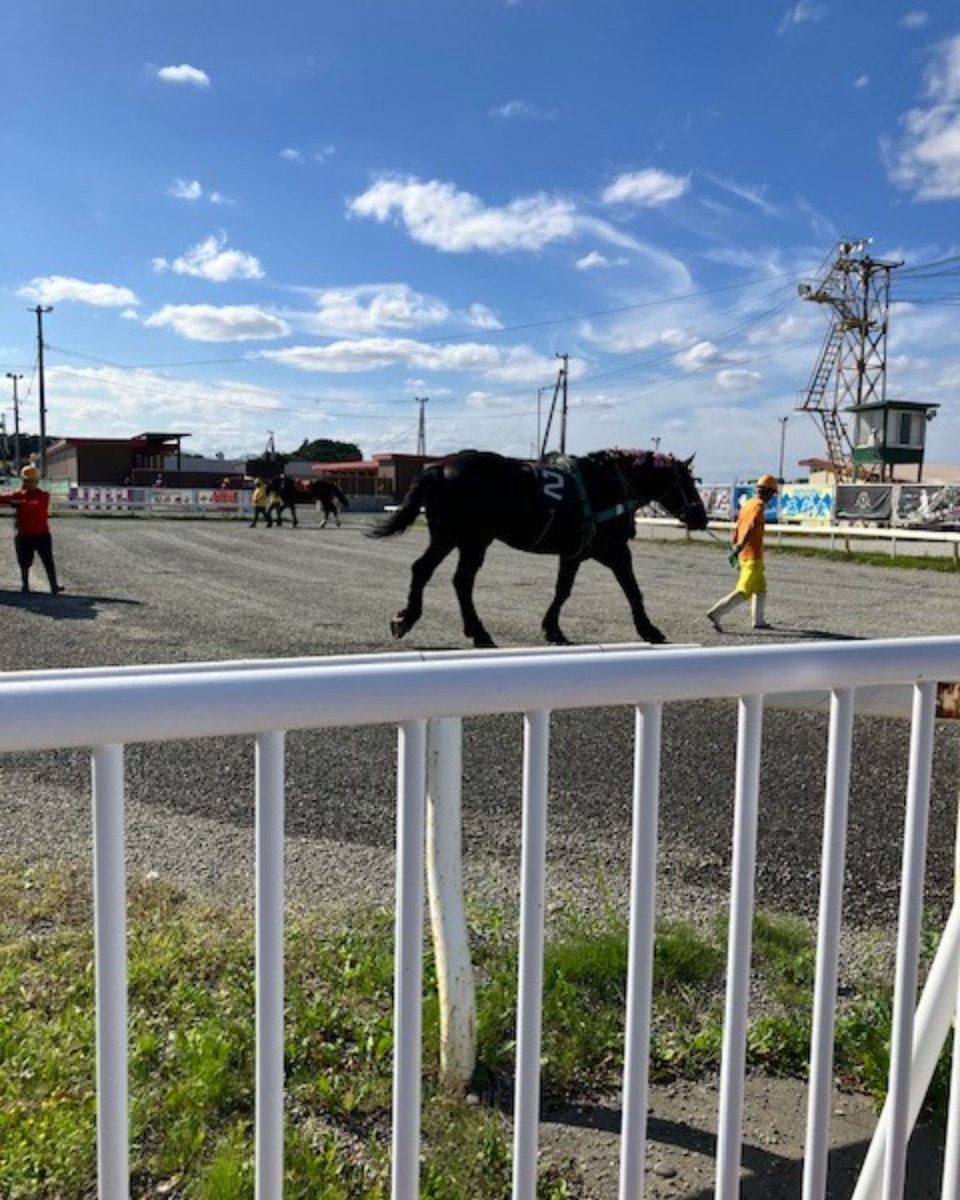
[0,508,958,932]
[0,509,953,1196]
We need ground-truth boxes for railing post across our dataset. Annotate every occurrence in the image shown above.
[512,709,551,1200]
[803,688,855,1200]
[92,743,129,1200]
[426,717,477,1092]
[392,719,427,1200]
[716,693,763,1200]
[619,702,663,1200]
[255,731,285,1200]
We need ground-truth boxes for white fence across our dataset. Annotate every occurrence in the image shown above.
[4,638,960,1198]
[637,515,960,562]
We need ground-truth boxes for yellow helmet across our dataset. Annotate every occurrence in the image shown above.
[20,464,39,481]
[756,473,779,492]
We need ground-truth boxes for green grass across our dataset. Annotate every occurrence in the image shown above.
[768,542,960,572]
[0,861,949,1198]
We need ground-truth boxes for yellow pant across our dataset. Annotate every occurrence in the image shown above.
[736,560,767,597]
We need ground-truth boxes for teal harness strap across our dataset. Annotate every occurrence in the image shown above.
[593,498,639,523]
[593,455,641,524]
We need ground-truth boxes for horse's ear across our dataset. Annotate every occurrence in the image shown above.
[682,455,695,469]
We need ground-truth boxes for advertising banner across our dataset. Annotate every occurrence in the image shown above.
[777,484,833,524]
[895,484,960,530]
[732,486,780,522]
[700,485,733,520]
[835,485,893,523]
[69,486,133,511]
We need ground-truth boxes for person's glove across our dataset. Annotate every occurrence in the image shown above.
[728,546,741,568]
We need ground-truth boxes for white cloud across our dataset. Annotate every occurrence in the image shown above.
[575,250,628,270]
[673,340,722,371]
[259,336,556,382]
[902,11,928,29]
[153,233,264,281]
[280,147,304,162]
[315,145,336,162]
[489,99,557,120]
[601,168,689,207]
[156,64,210,88]
[776,2,826,34]
[304,285,451,336]
[886,34,960,199]
[144,305,289,342]
[120,309,139,321]
[18,275,139,308]
[348,175,638,254]
[168,178,230,204]
[465,303,502,330]
[45,364,293,451]
[169,178,202,200]
[716,368,763,392]
[854,74,870,90]
[703,173,777,214]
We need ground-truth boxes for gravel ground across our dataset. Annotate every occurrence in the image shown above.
[1,508,957,934]
[0,509,955,1195]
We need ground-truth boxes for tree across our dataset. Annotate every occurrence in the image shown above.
[292,438,363,463]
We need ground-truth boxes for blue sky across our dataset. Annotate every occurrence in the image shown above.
[2,1,959,481]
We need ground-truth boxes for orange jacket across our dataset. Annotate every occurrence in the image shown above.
[734,496,766,562]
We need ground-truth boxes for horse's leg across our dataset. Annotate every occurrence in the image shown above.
[453,541,495,648]
[391,536,455,639]
[593,540,667,644]
[542,557,582,645]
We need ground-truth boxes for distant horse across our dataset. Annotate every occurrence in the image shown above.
[369,448,707,647]
[310,479,349,528]
[268,476,299,527]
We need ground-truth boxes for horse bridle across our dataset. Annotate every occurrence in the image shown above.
[645,455,702,525]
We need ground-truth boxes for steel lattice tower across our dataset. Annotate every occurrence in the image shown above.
[797,238,902,481]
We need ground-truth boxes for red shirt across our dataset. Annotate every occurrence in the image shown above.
[0,487,51,536]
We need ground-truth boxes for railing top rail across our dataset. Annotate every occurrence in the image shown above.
[0,637,958,753]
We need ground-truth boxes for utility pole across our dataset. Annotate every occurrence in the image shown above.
[0,415,7,475]
[536,387,546,462]
[415,396,428,456]
[556,354,569,455]
[778,416,789,483]
[30,305,53,476]
[5,373,23,474]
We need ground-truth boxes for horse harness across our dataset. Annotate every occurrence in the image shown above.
[527,453,642,555]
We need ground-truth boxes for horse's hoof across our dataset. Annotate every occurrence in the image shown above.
[473,634,497,649]
[544,631,570,646]
[390,613,409,639]
[643,627,668,645]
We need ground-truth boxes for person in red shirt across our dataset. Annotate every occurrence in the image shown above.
[0,464,64,594]
[706,473,778,632]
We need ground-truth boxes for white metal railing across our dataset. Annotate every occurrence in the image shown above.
[638,515,960,561]
[4,637,960,1199]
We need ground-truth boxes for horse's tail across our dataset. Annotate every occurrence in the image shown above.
[367,467,436,538]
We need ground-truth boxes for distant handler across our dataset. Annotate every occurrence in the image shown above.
[0,464,64,594]
[707,473,778,632]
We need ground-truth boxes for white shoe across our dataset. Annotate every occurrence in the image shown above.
[753,622,773,630]
[707,611,723,632]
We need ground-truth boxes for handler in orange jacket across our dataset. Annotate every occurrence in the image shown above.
[706,473,778,632]
[0,464,64,594]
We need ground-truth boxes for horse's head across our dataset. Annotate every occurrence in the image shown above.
[625,451,708,530]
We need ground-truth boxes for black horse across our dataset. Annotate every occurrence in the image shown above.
[268,476,299,527]
[369,448,707,647]
[310,479,349,528]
